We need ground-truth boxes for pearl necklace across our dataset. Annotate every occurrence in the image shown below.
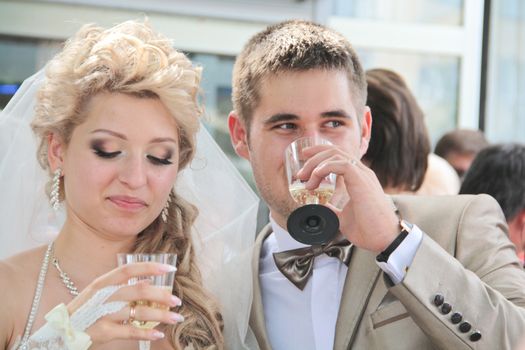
[19,243,53,349]
[51,253,80,297]
[18,243,81,349]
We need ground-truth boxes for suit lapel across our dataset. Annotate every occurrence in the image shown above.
[333,246,382,349]
[250,224,273,350]
[333,197,408,349]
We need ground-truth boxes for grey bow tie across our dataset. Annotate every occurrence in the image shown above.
[273,239,353,290]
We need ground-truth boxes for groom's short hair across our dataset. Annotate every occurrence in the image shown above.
[232,20,367,132]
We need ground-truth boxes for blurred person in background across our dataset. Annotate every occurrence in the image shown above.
[363,68,430,194]
[460,144,525,264]
[416,153,460,195]
[434,129,490,179]
[364,68,459,195]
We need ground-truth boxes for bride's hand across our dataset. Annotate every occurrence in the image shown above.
[67,262,182,345]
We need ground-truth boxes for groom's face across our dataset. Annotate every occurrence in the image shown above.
[229,69,370,229]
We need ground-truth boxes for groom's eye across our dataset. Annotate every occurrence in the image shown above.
[324,120,344,128]
[275,123,297,130]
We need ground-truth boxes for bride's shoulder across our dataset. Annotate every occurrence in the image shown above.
[0,246,48,346]
[0,245,48,290]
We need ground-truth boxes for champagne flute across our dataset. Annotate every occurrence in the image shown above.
[117,253,177,350]
[284,136,341,245]
[285,136,336,205]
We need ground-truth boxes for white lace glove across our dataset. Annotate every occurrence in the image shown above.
[20,285,126,350]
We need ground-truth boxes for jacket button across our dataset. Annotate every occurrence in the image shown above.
[450,312,462,324]
[440,303,452,314]
[433,294,444,306]
[459,321,472,333]
[470,330,482,342]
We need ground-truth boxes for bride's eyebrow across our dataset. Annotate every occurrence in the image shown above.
[148,137,177,144]
[90,129,176,144]
[90,129,126,140]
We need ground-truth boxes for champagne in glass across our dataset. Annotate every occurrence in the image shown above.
[285,136,336,205]
[289,181,334,205]
[117,253,177,350]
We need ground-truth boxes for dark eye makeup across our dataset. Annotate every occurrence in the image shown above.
[90,140,173,165]
[146,154,173,165]
[91,140,121,159]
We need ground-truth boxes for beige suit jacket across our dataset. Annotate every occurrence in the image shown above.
[249,194,525,350]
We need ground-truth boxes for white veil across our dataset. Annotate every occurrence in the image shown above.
[0,69,260,349]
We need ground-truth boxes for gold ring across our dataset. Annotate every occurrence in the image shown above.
[128,304,136,323]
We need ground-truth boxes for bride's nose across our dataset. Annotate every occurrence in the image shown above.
[118,155,147,189]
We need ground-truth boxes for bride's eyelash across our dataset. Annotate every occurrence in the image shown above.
[147,155,173,165]
[90,141,173,165]
[92,147,121,159]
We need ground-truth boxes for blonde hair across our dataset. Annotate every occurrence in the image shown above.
[31,20,223,349]
[232,20,367,132]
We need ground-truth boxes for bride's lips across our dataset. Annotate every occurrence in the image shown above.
[108,195,147,211]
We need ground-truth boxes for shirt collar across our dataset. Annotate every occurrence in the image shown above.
[269,215,310,253]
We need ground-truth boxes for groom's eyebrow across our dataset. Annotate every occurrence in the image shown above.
[91,129,176,144]
[264,113,299,125]
[263,110,351,126]
[321,109,351,119]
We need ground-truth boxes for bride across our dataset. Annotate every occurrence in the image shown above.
[0,20,258,350]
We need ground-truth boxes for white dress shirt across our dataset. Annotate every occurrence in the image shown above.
[260,217,348,350]
[259,217,423,350]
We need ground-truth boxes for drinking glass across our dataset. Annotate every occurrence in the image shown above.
[117,253,177,350]
[285,136,336,205]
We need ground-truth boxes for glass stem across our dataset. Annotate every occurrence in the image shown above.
[139,340,151,350]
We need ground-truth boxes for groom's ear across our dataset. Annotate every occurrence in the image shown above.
[228,111,250,160]
[359,106,372,157]
[47,132,66,172]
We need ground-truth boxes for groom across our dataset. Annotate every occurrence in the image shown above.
[228,20,525,349]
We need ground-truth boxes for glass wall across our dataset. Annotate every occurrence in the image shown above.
[329,0,478,145]
[0,37,60,109]
[485,0,525,142]
[357,49,460,144]
[333,0,464,25]
[188,53,254,187]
